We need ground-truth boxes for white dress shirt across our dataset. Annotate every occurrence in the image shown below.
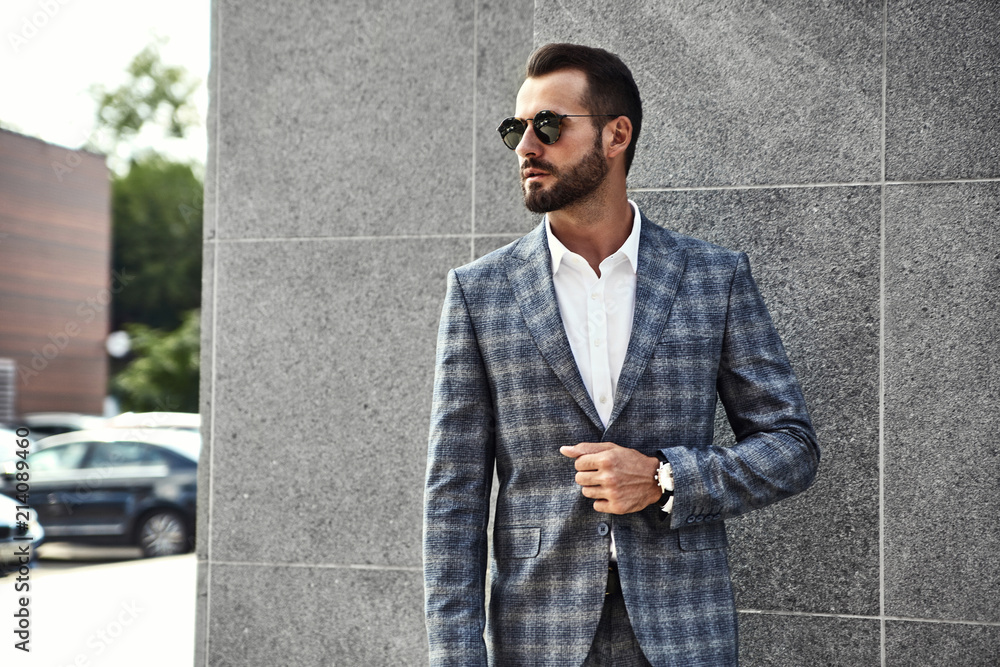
[545,201,672,560]
[545,201,641,429]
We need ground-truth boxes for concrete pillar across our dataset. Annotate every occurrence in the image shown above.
[197,1,1000,663]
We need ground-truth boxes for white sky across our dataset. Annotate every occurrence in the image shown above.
[1,0,210,166]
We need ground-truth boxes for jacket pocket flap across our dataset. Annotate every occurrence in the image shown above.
[656,334,712,345]
[494,526,541,559]
[678,524,727,552]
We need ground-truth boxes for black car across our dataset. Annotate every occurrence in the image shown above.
[0,428,199,557]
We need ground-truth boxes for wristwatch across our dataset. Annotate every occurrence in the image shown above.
[653,452,674,509]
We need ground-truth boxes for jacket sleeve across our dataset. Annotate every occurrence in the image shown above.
[660,252,820,530]
[423,269,495,666]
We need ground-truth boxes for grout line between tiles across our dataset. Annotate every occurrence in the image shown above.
[209,233,527,244]
[739,608,1000,629]
[211,560,423,573]
[879,0,889,663]
[628,176,1000,193]
[470,0,478,263]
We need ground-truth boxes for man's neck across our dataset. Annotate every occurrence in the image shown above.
[547,190,634,277]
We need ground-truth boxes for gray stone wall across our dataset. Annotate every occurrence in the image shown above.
[196,1,999,664]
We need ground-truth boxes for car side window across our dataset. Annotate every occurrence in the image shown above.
[84,442,167,468]
[29,442,89,471]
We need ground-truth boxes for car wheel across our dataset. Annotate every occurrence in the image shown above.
[137,510,189,557]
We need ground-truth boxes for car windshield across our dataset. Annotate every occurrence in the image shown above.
[29,442,89,471]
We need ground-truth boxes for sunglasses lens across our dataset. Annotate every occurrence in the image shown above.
[498,118,526,150]
[533,111,561,145]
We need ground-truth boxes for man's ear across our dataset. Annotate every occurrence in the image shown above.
[606,116,633,159]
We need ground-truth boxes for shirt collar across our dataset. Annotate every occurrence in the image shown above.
[545,200,642,275]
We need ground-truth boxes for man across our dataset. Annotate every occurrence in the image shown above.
[423,43,819,666]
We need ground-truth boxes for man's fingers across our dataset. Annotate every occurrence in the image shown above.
[559,441,616,458]
[575,470,603,487]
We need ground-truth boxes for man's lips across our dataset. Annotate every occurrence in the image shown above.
[522,169,550,181]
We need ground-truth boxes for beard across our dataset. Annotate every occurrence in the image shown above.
[521,134,608,214]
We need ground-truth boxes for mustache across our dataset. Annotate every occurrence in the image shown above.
[520,158,557,177]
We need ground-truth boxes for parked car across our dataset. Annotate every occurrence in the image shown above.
[104,411,200,433]
[0,428,199,558]
[0,492,44,575]
[19,412,106,440]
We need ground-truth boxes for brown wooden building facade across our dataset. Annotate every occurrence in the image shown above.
[0,129,110,417]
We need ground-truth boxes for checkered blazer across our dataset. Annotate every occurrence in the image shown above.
[423,215,819,666]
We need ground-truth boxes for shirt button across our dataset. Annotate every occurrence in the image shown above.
[591,293,598,300]
[597,522,609,536]
[599,395,607,404]
[594,339,602,347]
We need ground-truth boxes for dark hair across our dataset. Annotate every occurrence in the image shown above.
[525,43,642,175]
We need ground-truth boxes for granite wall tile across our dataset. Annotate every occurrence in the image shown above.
[884,182,1000,622]
[215,0,475,240]
[207,563,427,666]
[633,188,881,615]
[885,620,1000,667]
[474,0,538,235]
[535,0,882,188]
[473,233,523,260]
[208,237,467,567]
[886,0,1000,181]
[739,613,880,666]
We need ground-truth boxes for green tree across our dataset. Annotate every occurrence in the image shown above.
[114,310,200,413]
[111,154,202,332]
[88,36,201,171]
[92,39,204,412]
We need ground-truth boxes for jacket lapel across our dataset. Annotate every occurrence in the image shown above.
[606,216,688,429]
[506,224,605,431]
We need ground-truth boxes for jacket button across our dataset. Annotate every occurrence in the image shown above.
[695,515,704,522]
[686,516,696,524]
[597,522,609,536]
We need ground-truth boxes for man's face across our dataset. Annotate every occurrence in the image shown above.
[513,70,609,214]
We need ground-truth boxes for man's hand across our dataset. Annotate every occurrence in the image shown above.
[559,442,662,514]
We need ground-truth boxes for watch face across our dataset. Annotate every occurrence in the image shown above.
[656,462,673,492]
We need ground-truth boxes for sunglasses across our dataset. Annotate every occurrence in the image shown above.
[496,110,623,150]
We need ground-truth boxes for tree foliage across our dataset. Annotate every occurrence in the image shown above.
[93,39,204,412]
[88,37,201,167]
[111,154,202,332]
[114,310,200,413]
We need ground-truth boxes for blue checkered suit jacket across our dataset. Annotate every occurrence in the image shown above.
[423,215,819,666]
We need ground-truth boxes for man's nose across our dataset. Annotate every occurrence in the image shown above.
[514,123,544,159]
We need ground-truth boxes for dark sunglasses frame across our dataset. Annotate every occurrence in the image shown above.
[496,110,623,150]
